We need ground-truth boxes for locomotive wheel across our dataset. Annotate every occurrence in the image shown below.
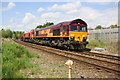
[66,45,74,50]
[73,45,78,50]
[69,44,74,50]
[67,45,70,50]
[63,44,68,50]
[49,42,54,47]
[80,44,85,51]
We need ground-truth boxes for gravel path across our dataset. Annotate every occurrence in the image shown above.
[24,46,119,78]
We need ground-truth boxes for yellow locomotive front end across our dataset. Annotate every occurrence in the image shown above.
[69,31,88,42]
[68,21,88,50]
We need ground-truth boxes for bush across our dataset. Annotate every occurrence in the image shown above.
[87,39,106,48]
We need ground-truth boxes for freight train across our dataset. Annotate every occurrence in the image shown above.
[20,19,88,50]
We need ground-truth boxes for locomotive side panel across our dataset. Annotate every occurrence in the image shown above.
[35,24,69,37]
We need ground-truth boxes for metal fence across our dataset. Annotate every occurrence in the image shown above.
[88,27,119,43]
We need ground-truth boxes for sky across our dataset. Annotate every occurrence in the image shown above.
[1,1,119,32]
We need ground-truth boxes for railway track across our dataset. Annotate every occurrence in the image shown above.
[82,51,120,61]
[14,39,120,75]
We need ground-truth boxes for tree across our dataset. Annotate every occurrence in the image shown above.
[95,25,103,29]
[88,28,93,30]
[36,25,43,29]
[12,31,24,39]
[109,24,118,28]
[6,29,13,38]
[1,29,13,38]
[1,29,6,38]
[43,22,54,28]
[1,29,24,39]
[35,22,54,29]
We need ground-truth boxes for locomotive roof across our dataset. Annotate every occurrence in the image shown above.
[35,19,87,31]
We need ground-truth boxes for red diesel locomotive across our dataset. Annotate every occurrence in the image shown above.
[21,19,88,50]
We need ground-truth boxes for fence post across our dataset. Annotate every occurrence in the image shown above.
[65,60,73,79]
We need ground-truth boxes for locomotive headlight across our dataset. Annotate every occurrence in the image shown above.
[70,36,74,40]
[83,37,87,39]
[70,34,74,40]
[83,37,87,42]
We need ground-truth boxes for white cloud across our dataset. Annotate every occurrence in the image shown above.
[37,8,45,12]
[9,18,14,23]
[48,1,81,11]
[41,12,62,18]
[40,12,76,24]
[2,24,28,32]
[99,8,118,27]
[41,2,117,28]
[2,1,117,32]
[66,9,78,14]
[3,2,16,11]
[15,12,20,14]
[79,7,118,28]
[22,13,36,23]
[37,2,118,28]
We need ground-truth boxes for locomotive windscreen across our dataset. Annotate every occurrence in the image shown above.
[70,25,78,31]
[80,26,86,32]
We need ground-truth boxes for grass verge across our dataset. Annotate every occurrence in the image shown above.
[87,39,119,54]
[2,41,39,78]
[87,39,106,49]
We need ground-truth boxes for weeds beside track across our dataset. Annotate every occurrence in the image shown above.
[2,41,39,78]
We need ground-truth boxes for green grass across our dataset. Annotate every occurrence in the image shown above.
[87,39,106,48]
[55,63,64,67]
[0,53,2,80]
[2,41,40,78]
[105,42,119,53]
[87,39,119,53]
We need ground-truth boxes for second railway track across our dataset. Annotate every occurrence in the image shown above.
[14,39,120,75]
[82,51,120,61]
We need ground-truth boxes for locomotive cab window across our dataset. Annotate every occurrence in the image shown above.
[80,26,86,32]
[70,25,78,31]
[53,29,60,36]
